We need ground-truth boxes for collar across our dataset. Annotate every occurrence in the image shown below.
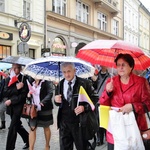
[101,71,107,74]
[65,76,76,85]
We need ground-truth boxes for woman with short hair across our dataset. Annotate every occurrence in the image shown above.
[100,53,150,150]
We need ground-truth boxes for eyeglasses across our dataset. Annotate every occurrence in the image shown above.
[116,63,128,68]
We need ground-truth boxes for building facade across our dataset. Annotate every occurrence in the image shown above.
[0,0,150,59]
[0,0,44,59]
[124,0,140,46]
[46,0,123,56]
[139,3,150,54]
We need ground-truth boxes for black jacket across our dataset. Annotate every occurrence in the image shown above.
[55,76,96,128]
[28,79,54,111]
[3,74,29,116]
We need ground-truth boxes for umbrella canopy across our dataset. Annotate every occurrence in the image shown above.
[1,56,34,66]
[23,56,95,82]
[76,40,150,70]
[0,62,12,70]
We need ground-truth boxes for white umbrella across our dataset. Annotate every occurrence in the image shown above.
[23,56,95,82]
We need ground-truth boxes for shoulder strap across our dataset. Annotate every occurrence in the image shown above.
[27,118,38,131]
[96,74,108,94]
[143,103,150,121]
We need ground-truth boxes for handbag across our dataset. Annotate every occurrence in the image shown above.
[141,103,150,150]
[22,98,37,119]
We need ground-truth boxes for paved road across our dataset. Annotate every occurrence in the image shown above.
[0,105,107,150]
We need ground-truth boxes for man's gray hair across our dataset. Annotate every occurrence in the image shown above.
[60,62,75,70]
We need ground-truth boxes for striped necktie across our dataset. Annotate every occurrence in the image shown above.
[67,81,73,103]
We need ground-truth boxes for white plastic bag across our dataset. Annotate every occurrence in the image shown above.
[109,110,145,150]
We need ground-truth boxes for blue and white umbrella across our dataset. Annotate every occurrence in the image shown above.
[23,56,95,82]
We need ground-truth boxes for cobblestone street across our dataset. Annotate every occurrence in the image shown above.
[0,105,107,150]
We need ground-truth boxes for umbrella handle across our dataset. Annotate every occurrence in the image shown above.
[110,67,114,80]
[21,75,24,82]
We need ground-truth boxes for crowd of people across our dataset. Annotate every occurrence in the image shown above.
[0,53,150,150]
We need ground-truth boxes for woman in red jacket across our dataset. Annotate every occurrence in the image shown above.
[99,53,150,150]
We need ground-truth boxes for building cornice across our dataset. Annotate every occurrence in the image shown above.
[0,12,44,27]
[47,11,121,40]
[139,3,150,15]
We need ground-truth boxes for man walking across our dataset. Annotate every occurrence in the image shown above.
[3,64,29,150]
[55,62,96,150]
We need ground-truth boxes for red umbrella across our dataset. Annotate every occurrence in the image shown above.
[76,40,150,70]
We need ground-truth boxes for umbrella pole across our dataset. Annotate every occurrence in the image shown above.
[111,67,114,80]
[58,62,61,94]
[21,75,24,82]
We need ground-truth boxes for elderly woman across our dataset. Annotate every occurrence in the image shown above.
[99,53,150,150]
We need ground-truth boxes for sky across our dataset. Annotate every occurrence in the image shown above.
[140,0,150,11]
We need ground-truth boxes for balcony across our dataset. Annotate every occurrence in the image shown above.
[93,0,119,15]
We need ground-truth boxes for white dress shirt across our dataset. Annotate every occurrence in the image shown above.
[63,76,76,100]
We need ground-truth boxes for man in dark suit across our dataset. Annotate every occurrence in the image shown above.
[55,62,96,150]
[3,64,29,150]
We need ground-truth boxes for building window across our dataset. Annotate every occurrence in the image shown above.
[97,12,107,31]
[29,49,35,59]
[112,19,118,36]
[52,0,66,16]
[76,0,89,24]
[0,45,11,59]
[51,37,66,56]
[23,0,31,19]
[0,0,4,12]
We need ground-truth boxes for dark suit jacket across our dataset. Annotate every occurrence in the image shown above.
[55,76,96,128]
[3,74,29,116]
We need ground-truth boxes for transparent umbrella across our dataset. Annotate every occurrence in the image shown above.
[1,56,34,66]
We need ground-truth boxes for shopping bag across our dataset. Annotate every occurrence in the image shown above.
[109,110,145,150]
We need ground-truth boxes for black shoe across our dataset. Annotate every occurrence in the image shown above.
[22,143,29,149]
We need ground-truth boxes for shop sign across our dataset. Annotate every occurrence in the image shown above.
[19,22,31,42]
[0,31,13,40]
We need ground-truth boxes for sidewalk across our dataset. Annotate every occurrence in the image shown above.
[0,105,107,150]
